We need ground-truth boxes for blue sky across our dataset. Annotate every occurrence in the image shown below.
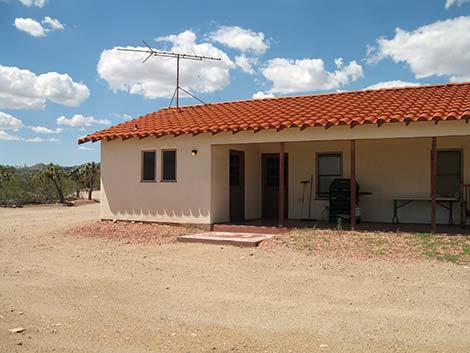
[0,0,469,166]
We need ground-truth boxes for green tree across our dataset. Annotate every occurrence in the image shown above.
[0,165,15,188]
[83,162,100,200]
[69,167,85,198]
[40,164,66,203]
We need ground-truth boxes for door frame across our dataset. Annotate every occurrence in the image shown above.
[261,153,288,219]
[229,150,245,223]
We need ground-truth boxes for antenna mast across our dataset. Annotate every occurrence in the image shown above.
[118,41,221,109]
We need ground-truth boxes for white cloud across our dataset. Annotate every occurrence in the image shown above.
[13,16,64,37]
[0,112,23,130]
[365,80,421,90]
[208,26,269,54]
[367,17,470,81]
[235,55,258,75]
[0,130,21,141]
[31,126,62,134]
[98,30,235,99]
[0,65,89,110]
[252,91,275,99]
[24,136,59,143]
[14,18,45,37]
[19,0,47,7]
[112,113,132,120]
[78,146,95,151]
[0,119,60,142]
[445,0,470,8]
[57,114,111,127]
[42,16,64,31]
[261,57,363,94]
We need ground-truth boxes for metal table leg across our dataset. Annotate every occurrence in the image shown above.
[392,200,399,225]
[449,201,454,226]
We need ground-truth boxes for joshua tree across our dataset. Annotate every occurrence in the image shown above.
[0,165,15,188]
[41,163,66,203]
[83,162,99,200]
[69,167,85,198]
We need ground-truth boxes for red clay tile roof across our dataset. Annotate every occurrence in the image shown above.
[78,82,470,144]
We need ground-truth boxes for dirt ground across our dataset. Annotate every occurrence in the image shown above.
[1,204,470,353]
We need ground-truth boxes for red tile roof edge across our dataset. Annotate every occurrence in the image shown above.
[78,81,470,144]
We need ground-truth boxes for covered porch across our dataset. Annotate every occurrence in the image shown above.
[210,135,470,233]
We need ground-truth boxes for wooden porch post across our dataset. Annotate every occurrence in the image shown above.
[350,140,356,231]
[431,137,437,233]
[279,142,285,228]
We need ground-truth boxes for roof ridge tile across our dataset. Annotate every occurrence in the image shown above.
[78,82,470,144]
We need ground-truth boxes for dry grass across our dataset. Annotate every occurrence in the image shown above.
[261,227,470,264]
[68,219,470,264]
[67,220,204,245]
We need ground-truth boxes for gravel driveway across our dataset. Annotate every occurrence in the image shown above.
[1,203,470,353]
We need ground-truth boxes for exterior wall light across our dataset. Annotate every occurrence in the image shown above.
[191,148,198,156]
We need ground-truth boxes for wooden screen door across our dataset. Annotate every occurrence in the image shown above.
[229,150,245,223]
[262,153,288,219]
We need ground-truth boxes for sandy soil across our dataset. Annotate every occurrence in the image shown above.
[1,204,470,353]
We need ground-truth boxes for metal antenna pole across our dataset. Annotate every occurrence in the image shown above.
[176,55,180,109]
[118,42,221,109]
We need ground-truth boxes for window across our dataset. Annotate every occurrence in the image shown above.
[437,150,462,198]
[162,150,177,182]
[263,155,288,187]
[230,153,240,186]
[142,151,156,182]
[316,153,342,198]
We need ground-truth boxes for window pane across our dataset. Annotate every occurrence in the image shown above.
[142,151,155,181]
[162,150,176,181]
[437,151,461,198]
[263,155,287,187]
[267,174,279,187]
[318,176,336,195]
[266,157,279,187]
[437,151,461,175]
[437,175,460,198]
[230,154,240,186]
[318,154,341,175]
[317,153,342,197]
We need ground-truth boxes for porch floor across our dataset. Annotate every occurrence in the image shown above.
[213,219,470,235]
[177,232,273,247]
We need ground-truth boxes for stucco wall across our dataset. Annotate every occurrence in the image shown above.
[253,137,470,224]
[99,120,470,225]
[210,144,260,223]
[258,141,351,222]
[100,135,212,224]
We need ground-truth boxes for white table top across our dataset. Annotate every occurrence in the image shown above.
[393,197,459,202]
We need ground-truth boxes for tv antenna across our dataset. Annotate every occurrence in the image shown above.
[118,41,221,109]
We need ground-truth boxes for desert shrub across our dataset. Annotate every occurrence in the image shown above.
[0,163,94,205]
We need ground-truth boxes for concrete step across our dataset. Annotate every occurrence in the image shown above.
[212,224,288,234]
[177,232,273,247]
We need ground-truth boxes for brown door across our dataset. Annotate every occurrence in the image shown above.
[229,150,245,223]
[262,153,288,219]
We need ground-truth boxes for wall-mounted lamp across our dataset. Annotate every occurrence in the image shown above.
[191,148,198,156]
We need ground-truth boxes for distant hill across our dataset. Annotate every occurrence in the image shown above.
[14,163,92,172]
[21,163,46,171]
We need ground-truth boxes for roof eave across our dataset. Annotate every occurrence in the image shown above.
[78,136,95,145]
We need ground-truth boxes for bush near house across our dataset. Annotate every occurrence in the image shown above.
[0,162,100,206]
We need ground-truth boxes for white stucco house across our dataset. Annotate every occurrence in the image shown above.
[79,82,470,232]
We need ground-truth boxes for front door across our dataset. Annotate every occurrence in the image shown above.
[262,153,288,219]
[229,150,245,223]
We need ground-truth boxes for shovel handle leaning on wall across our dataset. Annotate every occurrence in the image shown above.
[308,174,313,220]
